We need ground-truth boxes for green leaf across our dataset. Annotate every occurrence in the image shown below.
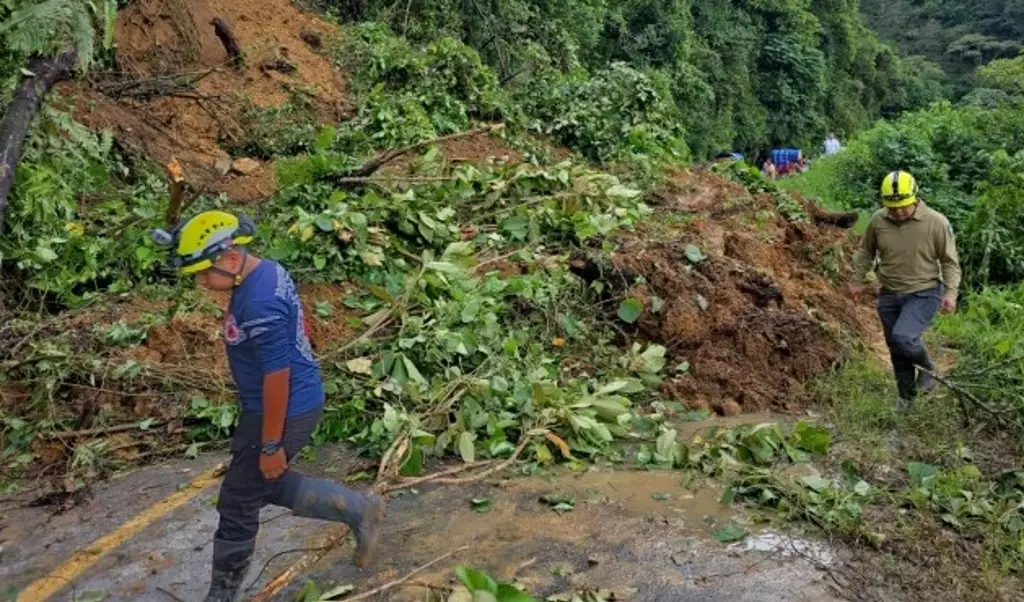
[501,216,530,240]
[36,245,58,263]
[650,296,665,313]
[315,216,334,232]
[455,566,498,594]
[799,475,832,492]
[712,523,747,543]
[617,298,643,323]
[674,361,691,374]
[316,302,333,318]
[790,421,831,455]
[640,344,667,373]
[495,584,537,602]
[313,255,327,270]
[684,244,706,263]
[400,445,423,477]
[719,487,736,506]
[908,462,939,489]
[402,356,426,384]
[472,593,498,602]
[853,480,871,496]
[75,591,107,602]
[459,431,476,463]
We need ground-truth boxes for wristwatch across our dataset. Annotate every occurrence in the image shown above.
[259,440,282,455]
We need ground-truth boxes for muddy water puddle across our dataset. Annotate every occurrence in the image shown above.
[293,463,844,602]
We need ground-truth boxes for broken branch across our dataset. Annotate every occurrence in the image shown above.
[382,460,494,493]
[427,436,532,486]
[41,420,168,440]
[916,365,1024,431]
[211,17,244,68]
[333,124,503,181]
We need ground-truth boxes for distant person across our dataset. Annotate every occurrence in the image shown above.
[762,157,777,180]
[824,133,841,156]
[848,171,961,413]
[150,211,386,601]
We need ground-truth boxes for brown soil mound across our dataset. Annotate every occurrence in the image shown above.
[61,0,347,201]
[605,168,866,414]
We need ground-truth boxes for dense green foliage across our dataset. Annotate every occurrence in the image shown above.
[0,0,117,93]
[861,0,1023,95]
[313,0,947,158]
[0,108,167,304]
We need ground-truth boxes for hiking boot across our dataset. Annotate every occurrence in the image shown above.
[353,492,386,568]
[893,396,915,414]
[204,537,254,602]
[289,477,386,568]
[916,370,938,395]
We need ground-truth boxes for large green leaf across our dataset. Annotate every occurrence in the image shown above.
[790,421,831,455]
[617,297,643,323]
[455,567,498,594]
[495,584,537,602]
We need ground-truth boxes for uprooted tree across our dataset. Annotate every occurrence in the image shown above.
[0,51,77,233]
[0,0,119,232]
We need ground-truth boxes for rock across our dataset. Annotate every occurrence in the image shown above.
[720,399,743,417]
[300,29,323,49]
[214,157,232,176]
[230,158,261,175]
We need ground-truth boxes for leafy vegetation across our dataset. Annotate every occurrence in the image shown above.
[315,0,947,157]
[861,0,1023,95]
[0,0,117,92]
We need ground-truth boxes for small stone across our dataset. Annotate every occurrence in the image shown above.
[214,157,232,176]
[720,399,743,417]
[300,29,323,49]
[230,158,261,175]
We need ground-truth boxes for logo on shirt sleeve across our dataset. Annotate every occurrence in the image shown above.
[223,313,243,345]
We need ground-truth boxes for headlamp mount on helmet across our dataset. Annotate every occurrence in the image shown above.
[149,212,257,272]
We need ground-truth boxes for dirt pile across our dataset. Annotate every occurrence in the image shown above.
[61,0,347,201]
[585,168,868,415]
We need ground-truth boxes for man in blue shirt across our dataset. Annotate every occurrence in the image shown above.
[152,211,385,602]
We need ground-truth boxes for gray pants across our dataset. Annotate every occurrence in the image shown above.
[216,407,366,543]
[877,285,942,400]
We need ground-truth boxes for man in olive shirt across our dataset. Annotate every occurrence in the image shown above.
[849,171,962,411]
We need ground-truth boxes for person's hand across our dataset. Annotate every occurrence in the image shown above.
[848,283,867,302]
[260,448,288,480]
[940,296,957,314]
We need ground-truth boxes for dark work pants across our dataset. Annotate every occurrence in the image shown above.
[215,408,319,542]
[877,285,942,401]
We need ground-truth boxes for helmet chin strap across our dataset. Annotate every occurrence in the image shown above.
[208,250,249,287]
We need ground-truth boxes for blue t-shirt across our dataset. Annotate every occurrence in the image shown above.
[223,260,325,417]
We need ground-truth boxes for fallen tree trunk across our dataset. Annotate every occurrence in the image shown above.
[0,51,77,234]
[810,207,859,229]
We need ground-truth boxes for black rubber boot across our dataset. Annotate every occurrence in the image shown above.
[916,362,938,395]
[204,537,255,602]
[291,477,386,567]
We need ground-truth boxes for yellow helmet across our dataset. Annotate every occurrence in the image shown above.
[150,210,256,275]
[880,171,918,208]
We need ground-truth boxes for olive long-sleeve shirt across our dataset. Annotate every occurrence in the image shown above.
[852,202,962,299]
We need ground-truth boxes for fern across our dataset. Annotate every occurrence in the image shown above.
[0,0,117,72]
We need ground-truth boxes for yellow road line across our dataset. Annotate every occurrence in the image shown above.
[18,465,224,602]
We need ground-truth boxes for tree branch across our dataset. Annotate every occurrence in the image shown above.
[0,50,77,234]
